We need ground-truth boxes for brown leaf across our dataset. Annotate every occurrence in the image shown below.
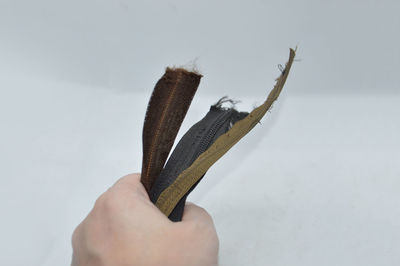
[155,48,296,216]
[141,68,202,193]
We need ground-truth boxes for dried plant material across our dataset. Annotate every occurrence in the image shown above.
[149,100,248,221]
[155,48,296,216]
[141,68,202,193]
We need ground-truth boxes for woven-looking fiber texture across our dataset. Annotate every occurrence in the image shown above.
[141,68,201,193]
[155,49,296,216]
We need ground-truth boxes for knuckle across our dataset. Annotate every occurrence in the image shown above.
[71,224,81,249]
[215,233,220,247]
[94,192,108,209]
[181,221,218,247]
[103,191,122,209]
[95,190,122,211]
[187,219,211,235]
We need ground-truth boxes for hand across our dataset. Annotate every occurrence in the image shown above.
[71,173,219,266]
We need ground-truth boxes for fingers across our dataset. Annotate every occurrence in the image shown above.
[113,173,141,186]
[180,202,219,250]
[181,202,214,226]
[110,173,149,200]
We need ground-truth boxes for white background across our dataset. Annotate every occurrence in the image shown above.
[1,0,399,265]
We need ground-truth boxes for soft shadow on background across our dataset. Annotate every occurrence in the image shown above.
[0,0,399,265]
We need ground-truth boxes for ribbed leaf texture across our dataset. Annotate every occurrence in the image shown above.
[155,48,296,217]
[141,68,202,193]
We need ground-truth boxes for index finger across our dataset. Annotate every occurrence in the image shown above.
[111,173,149,200]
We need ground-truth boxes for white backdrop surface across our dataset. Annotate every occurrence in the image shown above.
[1,0,399,265]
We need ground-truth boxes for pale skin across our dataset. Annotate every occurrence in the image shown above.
[71,173,219,266]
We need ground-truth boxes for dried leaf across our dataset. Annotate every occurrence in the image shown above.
[141,68,202,193]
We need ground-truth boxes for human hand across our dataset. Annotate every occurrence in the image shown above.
[71,173,219,266]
